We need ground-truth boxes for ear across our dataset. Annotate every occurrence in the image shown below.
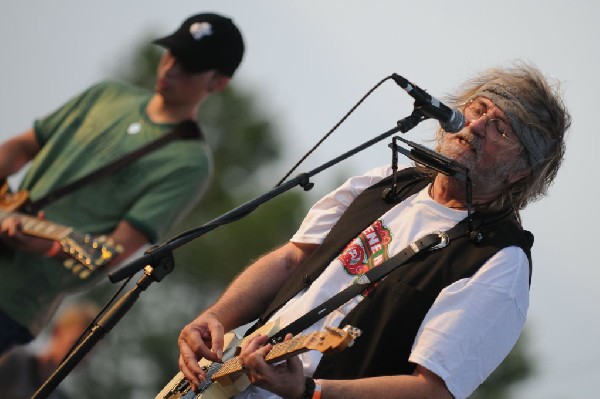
[507,166,531,185]
[209,75,230,93]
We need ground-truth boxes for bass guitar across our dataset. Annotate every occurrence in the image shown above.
[0,182,123,279]
[156,324,362,399]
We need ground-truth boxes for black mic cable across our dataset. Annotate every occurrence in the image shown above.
[276,73,466,187]
[275,75,393,186]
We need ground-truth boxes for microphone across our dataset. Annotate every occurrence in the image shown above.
[391,73,465,133]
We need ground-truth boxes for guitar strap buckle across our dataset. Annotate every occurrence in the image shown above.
[429,231,450,251]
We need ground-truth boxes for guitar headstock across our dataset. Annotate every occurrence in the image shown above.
[305,325,362,354]
[61,234,124,279]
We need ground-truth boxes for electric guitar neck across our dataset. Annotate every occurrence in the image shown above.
[0,182,123,279]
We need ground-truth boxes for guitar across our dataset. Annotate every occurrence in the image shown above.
[156,324,362,399]
[0,183,123,279]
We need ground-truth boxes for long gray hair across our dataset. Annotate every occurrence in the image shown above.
[430,62,571,211]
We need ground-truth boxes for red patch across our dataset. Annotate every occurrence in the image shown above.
[337,220,392,295]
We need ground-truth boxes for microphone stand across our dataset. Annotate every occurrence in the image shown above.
[109,110,426,284]
[32,257,174,399]
[32,110,429,399]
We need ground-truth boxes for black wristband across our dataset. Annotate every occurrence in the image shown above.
[302,377,316,399]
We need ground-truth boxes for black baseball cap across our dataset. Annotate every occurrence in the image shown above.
[153,13,244,77]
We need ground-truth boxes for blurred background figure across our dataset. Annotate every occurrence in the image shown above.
[0,11,244,356]
[0,301,99,399]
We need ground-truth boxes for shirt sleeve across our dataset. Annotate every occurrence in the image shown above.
[408,246,531,399]
[124,156,212,243]
[291,165,394,244]
[33,82,107,145]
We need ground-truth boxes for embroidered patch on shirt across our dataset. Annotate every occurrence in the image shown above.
[338,220,392,275]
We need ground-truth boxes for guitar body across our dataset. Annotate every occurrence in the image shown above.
[156,323,279,399]
[156,331,239,399]
[0,182,29,212]
[156,324,362,399]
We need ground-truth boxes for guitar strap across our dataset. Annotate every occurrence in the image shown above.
[268,216,472,344]
[23,120,202,214]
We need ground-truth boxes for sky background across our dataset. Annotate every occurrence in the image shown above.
[1,1,598,397]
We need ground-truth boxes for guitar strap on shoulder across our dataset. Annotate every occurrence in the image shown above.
[24,120,202,214]
[267,217,472,344]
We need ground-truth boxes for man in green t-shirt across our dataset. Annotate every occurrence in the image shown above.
[0,12,244,355]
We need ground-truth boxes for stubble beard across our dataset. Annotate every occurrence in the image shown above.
[438,133,517,193]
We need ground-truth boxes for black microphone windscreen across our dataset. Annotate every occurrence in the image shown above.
[440,109,465,133]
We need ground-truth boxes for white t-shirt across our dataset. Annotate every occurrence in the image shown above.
[236,165,530,399]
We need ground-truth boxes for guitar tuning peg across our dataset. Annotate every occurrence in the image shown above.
[101,248,112,260]
[79,269,91,279]
[342,325,362,339]
[63,259,75,270]
[325,326,343,336]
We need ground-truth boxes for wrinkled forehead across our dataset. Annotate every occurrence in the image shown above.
[468,96,508,115]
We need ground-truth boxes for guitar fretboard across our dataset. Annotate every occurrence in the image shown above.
[211,333,320,380]
[0,204,122,279]
[0,211,73,241]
